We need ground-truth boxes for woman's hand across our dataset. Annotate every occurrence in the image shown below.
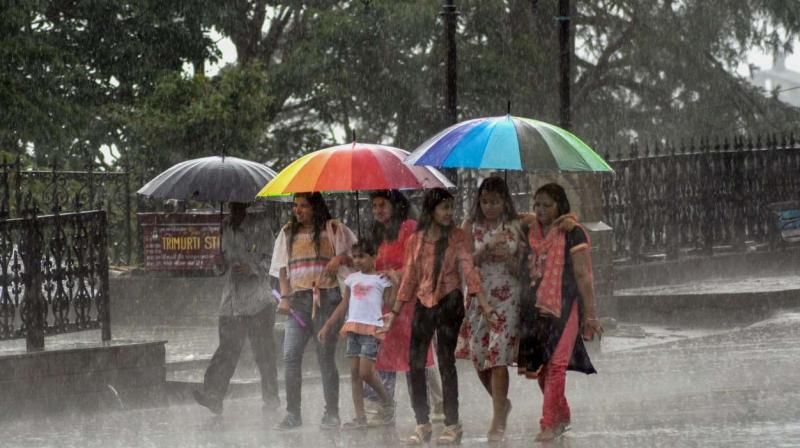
[377,311,396,335]
[487,232,511,262]
[317,324,331,343]
[489,244,510,262]
[277,298,291,315]
[382,269,402,285]
[477,293,499,324]
[582,317,604,341]
[323,256,342,278]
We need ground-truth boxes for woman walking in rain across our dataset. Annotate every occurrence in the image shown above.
[270,192,357,430]
[456,177,526,441]
[518,183,603,441]
[365,190,443,425]
[381,188,493,445]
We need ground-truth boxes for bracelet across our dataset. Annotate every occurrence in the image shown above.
[280,294,293,300]
[389,309,399,316]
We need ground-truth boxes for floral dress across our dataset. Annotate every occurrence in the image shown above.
[456,219,524,370]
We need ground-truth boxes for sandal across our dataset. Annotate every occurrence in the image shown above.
[406,423,433,445]
[534,427,558,442]
[487,428,505,443]
[437,423,463,445]
[342,416,368,430]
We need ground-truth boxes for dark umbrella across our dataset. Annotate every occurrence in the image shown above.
[138,156,279,203]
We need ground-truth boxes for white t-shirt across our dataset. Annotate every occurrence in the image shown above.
[344,271,393,327]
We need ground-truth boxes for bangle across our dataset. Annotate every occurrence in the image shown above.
[280,294,293,300]
[389,309,399,316]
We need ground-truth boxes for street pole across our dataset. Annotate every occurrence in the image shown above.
[441,0,459,186]
[558,0,572,131]
[443,0,458,127]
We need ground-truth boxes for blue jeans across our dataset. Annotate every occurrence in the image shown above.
[282,288,342,417]
[345,332,380,361]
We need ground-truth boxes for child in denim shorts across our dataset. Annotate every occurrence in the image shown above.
[318,240,396,429]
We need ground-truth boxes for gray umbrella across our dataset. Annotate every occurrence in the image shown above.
[138,156,279,203]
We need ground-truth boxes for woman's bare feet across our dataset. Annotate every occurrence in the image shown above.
[535,420,570,443]
[501,399,512,430]
[534,427,558,442]
[487,399,512,442]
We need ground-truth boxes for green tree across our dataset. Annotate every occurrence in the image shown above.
[0,0,216,168]
[201,0,800,160]
[125,64,290,171]
[571,0,800,152]
[454,0,800,154]
[5,0,800,173]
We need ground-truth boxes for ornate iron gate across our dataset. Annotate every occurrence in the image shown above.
[0,209,110,351]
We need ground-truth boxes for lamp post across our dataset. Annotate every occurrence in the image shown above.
[440,0,459,185]
[558,0,572,131]
[443,0,458,127]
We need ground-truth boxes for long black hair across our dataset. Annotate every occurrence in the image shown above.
[534,183,571,217]
[370,189,411,245]
[287,192,332,257]
[470,176,518,223]
[416,188,454,286]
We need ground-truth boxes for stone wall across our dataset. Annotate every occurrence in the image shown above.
[614,247,800,290]
[0,341,166,417]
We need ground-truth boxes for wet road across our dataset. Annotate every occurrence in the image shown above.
[3,310,800,447]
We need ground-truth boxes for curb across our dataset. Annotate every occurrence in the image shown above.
[607,289,800,326]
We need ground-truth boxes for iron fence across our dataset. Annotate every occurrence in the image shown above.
[602,134,800,262]
[1,156,132,265]
[0,205,110,350]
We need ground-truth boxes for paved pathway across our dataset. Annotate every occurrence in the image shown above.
[2,309,799,447]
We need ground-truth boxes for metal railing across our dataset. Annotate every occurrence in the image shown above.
[602,134,800,262]
[0,208,110,350]
[1,156,132,265]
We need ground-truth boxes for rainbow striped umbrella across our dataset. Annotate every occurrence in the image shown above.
[256,142,453,197]
[406,115,612,172]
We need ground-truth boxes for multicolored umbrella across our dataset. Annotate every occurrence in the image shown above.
[256,142,453,197]
[405,115,613,172]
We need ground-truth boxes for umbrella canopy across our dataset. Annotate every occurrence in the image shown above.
[405,115,613,172]
[138,156,279,203]
[257,142,454,197]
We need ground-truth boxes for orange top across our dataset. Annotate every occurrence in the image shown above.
[397,227,482,308]
[339,322,382,339]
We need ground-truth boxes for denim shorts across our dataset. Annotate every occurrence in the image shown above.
[345,332,380,361]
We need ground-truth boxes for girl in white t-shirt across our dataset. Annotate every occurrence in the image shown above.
[318,240,396,429]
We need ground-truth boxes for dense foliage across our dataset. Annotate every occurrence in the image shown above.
[2,0,800,176]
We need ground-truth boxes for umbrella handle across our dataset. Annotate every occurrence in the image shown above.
[271,289,307,328]
[355,191,361,240]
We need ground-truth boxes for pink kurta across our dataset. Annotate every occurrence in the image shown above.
[374,220,434,371]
